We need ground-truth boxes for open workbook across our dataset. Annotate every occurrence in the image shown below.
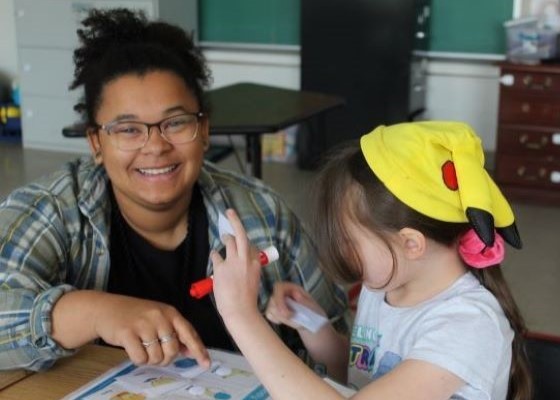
[62,348,268,400]
[62,348,356,399]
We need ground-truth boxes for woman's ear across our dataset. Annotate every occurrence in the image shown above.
[86,128,103,164]
[398,227,426,260]
[199,116,210,151]
[202,137,210,151]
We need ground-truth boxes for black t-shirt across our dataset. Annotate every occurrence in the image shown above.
[108,184,235,351]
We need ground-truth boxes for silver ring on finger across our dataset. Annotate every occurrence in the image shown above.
[141,338,159,348]
[159,332,176,344]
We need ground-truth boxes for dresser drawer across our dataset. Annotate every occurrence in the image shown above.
[500,69,560,93]
[496,155,560,189]
[497,126,560,156]
[499,94,560,126]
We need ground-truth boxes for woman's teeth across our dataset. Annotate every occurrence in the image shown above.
[138,164,177,175]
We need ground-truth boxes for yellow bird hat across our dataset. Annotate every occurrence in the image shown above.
[360,121,521,248]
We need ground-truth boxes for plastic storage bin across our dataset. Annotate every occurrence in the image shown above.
[505,18,560,64]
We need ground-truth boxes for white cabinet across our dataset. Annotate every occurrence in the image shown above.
[14,0,197,152]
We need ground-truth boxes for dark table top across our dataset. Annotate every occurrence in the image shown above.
[207,82,345,135]
[62,82,345,138]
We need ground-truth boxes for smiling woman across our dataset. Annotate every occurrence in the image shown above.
[87,71,208,224]
[0,8,348,372]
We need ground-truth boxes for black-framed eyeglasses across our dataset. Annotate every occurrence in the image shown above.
[94,112,205,151]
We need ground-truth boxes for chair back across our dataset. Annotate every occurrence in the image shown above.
[525,332,560,400]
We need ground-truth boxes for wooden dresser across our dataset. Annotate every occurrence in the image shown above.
[495,62,560,205]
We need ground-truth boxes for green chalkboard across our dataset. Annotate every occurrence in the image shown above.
[429,0,513,54]
[199,0,299,45]
[199,0,513,55]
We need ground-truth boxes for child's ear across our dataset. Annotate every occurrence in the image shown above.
[398,227,426,259]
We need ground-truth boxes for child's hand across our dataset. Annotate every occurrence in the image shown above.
[211,209,262,320]
[265,282,327,331]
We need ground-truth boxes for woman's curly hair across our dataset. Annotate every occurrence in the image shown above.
[69,8,211,125]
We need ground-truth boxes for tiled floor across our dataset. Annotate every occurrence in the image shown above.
[1,142,560,336]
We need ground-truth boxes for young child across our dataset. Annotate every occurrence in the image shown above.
[212,121,532,400]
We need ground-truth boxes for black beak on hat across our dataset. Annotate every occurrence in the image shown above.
[466,207,522,249]
[498,224,522,249]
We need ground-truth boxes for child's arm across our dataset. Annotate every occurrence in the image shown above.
[223,308,465,400]
[212,209,465,400]
[222,304,347,399]
[266,282,349,382]
[212,209,344,398]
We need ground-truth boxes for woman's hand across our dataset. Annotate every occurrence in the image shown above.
[93,294,210,367]
[265,282,327,331]
[52,290,210,368]
[211,209,262,321]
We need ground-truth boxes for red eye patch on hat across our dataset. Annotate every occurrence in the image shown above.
[442,160,458,191]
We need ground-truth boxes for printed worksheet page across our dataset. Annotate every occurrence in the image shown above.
[62,349,270,400]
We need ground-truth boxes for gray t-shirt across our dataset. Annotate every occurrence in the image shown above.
[348,272,513,399]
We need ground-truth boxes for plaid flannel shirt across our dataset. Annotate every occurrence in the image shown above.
[0,157,348,371]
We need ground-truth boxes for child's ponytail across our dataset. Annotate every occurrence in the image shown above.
[470,267,532,400]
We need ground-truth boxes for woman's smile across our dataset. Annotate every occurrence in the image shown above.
[136,163,180,176]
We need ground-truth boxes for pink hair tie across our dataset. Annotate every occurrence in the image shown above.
[458,229,505,268]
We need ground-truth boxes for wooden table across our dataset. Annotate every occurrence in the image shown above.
[63,82,345,178]
[0,345,127,400]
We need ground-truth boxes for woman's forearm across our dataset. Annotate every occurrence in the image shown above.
[51,290,107,349]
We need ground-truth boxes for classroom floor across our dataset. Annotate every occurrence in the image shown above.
[1,142,559,336]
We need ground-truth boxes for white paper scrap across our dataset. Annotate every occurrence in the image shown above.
[218,212,235,239]
[286,298,329,333]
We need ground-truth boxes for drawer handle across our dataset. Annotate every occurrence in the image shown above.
[521,103,531,113]
[551,171,560,183]
[517,166,547,180]
[522,74,549,90]
[519,134,548,149]
[500,74,514,86]
[522,75,552,90]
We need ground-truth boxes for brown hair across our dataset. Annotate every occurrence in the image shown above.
[312,142,532,400]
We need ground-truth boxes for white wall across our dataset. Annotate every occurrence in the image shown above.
[1,0,502,152]
[424,59,501,151]
[0,0,18,95]
[204,46,300,90]
[205,48,502,152]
